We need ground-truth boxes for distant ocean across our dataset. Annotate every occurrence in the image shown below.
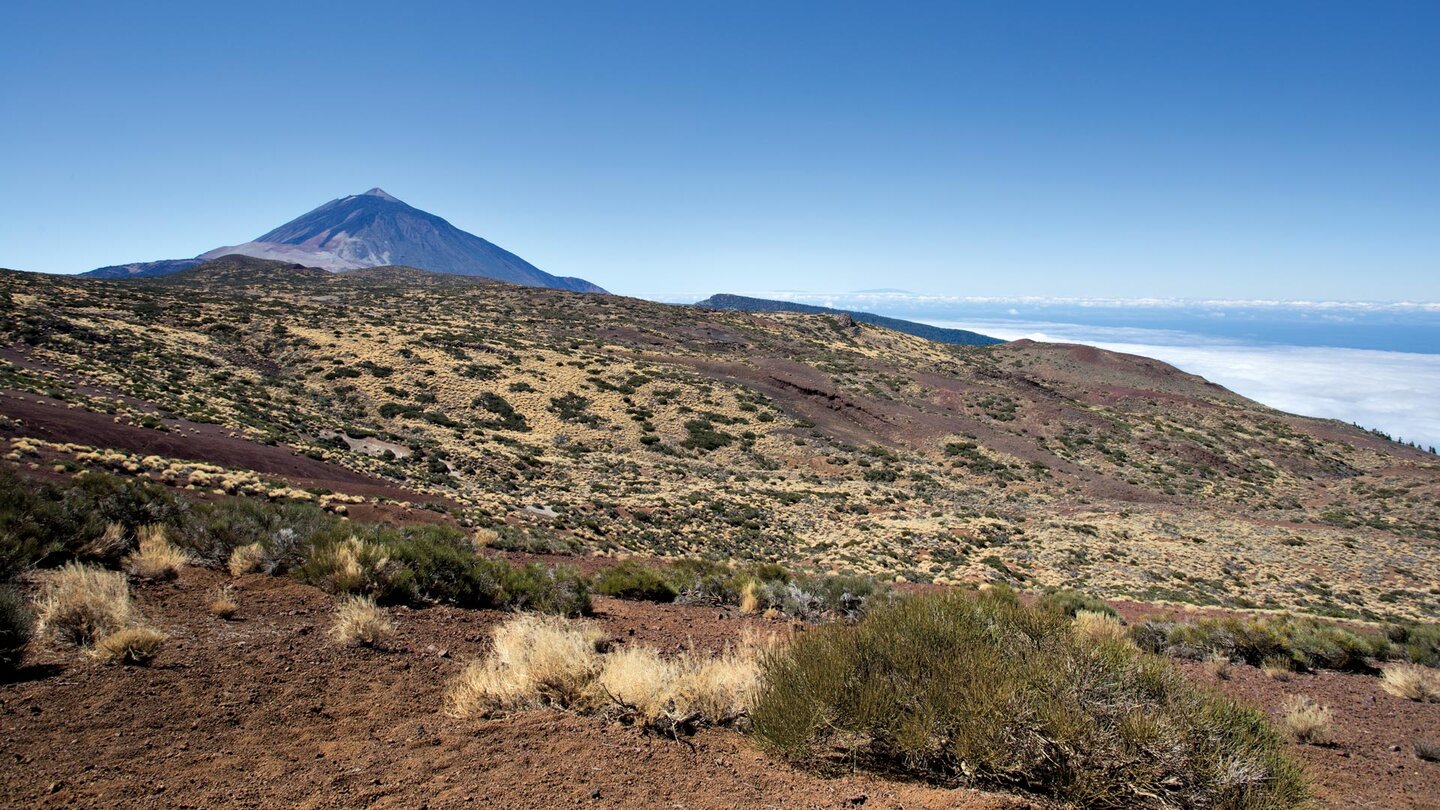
[660,293,1440,450]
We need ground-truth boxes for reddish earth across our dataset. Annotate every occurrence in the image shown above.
[0,389,431,504]
[2,568,1436,809]
[0,570,1038,810]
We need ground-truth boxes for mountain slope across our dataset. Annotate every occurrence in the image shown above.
[696,293,1003,346]
[82,188,605,293]
[3,266,1437,620]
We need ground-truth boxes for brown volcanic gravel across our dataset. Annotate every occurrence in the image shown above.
[0,569,1036,810]
[1,567,1436,808]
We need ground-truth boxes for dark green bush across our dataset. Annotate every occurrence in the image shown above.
[387,526,504,608]
[594,560,679,602]
[0,586,33,671]
[1035,588,1118,618]
[754,592,1309,809]
[0,468,184,579]
[1384,622,1440,667]
[1133,615,1391,673]
[499,563,591,616]
[173,497,345,567]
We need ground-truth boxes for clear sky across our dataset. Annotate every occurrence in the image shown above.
[2,1,1436,300]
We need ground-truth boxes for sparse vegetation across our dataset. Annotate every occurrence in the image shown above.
[0,585,33,671]
[1279,695,1333,745]
[446,613,766,731]
[36,564,133,646]
[209,585,239,619]
[329,595,394,647]
[125,524,189,581]
[752,591,1309,809]
[1379,663,1440,702]
[92,626,166,665]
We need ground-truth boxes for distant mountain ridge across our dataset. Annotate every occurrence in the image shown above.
[695,293,1003,346]
[84,188,605,293]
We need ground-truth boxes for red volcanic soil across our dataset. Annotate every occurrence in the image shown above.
[0,570,1033,810]
[0,389,431,504]
[2,568,1437,808]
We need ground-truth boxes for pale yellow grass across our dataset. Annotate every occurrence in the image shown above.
[227,542,265,576]
[92,626,166,665]
[80,522,129,563]
[1379,663,1440,702]
[1280,694,1333,744]
[125,524,189,581]
[329,595,394,647]
[447,615,771,724]
[37,563,133,646]
[1073,609,1130,645]
[447,614,606,717]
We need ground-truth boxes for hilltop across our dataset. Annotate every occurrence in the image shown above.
[696,292,1003,346]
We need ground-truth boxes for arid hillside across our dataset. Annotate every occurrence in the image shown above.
[2,257,1437,620]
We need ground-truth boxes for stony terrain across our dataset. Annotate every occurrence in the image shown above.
[2,256,1438,621]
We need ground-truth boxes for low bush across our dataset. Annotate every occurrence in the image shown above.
[594,560,679,602]
[0,585,34,671]
[92,626,166,665]
[1384,622,1440,667]
[752,591,1309,809]
[499,563,591,617]
[36,564,133,646]
[1132,614,1390,673]
[295,535,406,600]
[1036,588,1117,618]
[329,595,394,647]
[386,526,504,607]
[1,469,182,580]
[173,498,345,569]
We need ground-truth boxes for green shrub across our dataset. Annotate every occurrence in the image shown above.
[0,469,183,579]
[1036,588,1118,618]
[500,563,591,617]
[594,560,679,602]
[1133,615,1390,673]
[753,592,1309,809]
[1384,622,1440,667]
[294,535,408,600]
[0,586,34,671]
[173,498,345,568]
[387,526,504,608]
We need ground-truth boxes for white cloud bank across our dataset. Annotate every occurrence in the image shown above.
[930,319,1440,450]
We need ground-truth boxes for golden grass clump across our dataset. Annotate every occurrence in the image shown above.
[1280,694,1333,745]
[37,564,133,646]
[446,615,769,726]
[738,580,759,615]
[92,626,166,665]
[447,614,606,717]
[227,542,266,576]
[209,585,239,620]
[125,524,190,581]
[329,595,394,647]
[1072,609,1129,645]
[1379,663,1440,702]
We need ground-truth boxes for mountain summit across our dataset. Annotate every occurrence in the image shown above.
[84,189,605,293]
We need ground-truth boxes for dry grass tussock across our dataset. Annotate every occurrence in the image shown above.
[80,522,129,564]
[92,626,166,665]
[1379,663,1440,702]
[125,524,190,581]
[209,585,239,619]
[1072,609,1129,645]
[1280,695,1333,745]
[227,542,265,576]
[37,564,133,646]
[329,595,394,647]
[1261,655,1294,681]
[446,614,771,729]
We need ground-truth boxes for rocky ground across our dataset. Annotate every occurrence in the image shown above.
[2,567,1436,809]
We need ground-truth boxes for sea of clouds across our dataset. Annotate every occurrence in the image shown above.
[927,318,1440,451]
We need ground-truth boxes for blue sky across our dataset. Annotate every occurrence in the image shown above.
[1,1,1436,300]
